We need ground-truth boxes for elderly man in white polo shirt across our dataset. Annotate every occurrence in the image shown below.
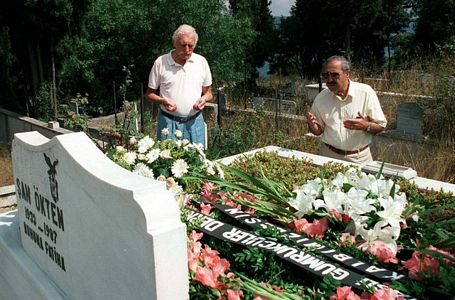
[306,55,387,164]
[146,24,213,147]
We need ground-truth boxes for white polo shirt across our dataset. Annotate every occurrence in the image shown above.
[312,80,387,151]
[148,51,212,117]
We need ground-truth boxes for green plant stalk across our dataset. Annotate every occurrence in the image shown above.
[237,273,303,300]
[232,196,295,224]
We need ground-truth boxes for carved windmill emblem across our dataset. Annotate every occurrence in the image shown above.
[44,153,59,203]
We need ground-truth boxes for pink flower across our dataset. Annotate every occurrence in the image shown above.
[187,252,199,272]
[330,286,361,300]
[200,202,213,215]
[330,210,351,223]
[245,207,256,215]
[291,217,329,239]
[401,245,453,280]
[200,182,217,203]
[194,266,219,289]
[365,241,398,264]
[235,192,257,203]
[339,233,356,247]
[401,251,422,280]
[189,230,203,243]
[225,199,242,210]
[370,287,404,300]
[290,218,309,232]
[225,288,243,300]
[211,257,230,276]
[187,231,243,298]
[201,246,221,267]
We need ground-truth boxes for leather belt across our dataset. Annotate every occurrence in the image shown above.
[160,110,200,123]
[325,143,369,156]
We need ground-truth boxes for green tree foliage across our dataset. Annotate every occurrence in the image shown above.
[0,0,91,117]
[0,27,20,112]
[1,0,454,119]
[58,0,154,111]
[413,0,455,55]
[228,0,277,90]
[1,0,255,117]
[148,0,255,87]
[0,0,89,116]
[273,0,409,79]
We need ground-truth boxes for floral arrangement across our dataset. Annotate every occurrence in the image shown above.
[106,129,224,194]
[108,139,455,300]
[287,167,412,263]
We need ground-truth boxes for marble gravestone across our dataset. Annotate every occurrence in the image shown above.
[0,131,188,299]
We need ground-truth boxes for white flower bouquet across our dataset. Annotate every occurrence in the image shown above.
[106,130,224,194]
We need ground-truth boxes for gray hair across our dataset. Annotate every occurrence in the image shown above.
[323,55,351,72]
[172,24,198,46]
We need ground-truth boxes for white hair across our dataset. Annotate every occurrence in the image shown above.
[172,24,198,45]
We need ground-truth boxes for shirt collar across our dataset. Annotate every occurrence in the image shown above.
[167,50,194,66]
[333,79,352,101]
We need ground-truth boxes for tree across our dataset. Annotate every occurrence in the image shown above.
[59,0,255,112]
[58,0,154,111]
[273,0,409,79]
[413,0,455,55]
[0,0,91,117]
[148,0,255,87]
[271,0,334,80]
[228,0,277,91]
[0,0,257,117]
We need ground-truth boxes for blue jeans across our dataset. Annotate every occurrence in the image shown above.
[157,111,205,147]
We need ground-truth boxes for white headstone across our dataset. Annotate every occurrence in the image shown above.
[4,131,188,299]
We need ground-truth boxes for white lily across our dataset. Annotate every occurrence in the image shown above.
[313,189,346,212]
[357,173,379,195]
[345,188,376,216]
[288,190,316,217]
[344,167,362,186]
[329,172,346,189]
[299,177,322,197]
[357,221,399,254]
[376,196,406,229]
[377,178,398,198]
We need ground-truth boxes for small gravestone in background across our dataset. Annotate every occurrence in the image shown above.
[395,102,423,137]
[252,97,297,115]
[1,131,188,300]
[382,102,423,140]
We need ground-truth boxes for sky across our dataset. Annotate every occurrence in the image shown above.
[270,0,294,16]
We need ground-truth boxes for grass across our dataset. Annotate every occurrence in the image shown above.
[0,142,13,186]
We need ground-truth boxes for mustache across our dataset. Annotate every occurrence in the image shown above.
[327,81,336,84]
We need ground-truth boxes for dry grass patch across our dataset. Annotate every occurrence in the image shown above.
[0,142,13,186]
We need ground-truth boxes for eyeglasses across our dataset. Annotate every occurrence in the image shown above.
[321,72,342,79]
[178,43,195,49]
